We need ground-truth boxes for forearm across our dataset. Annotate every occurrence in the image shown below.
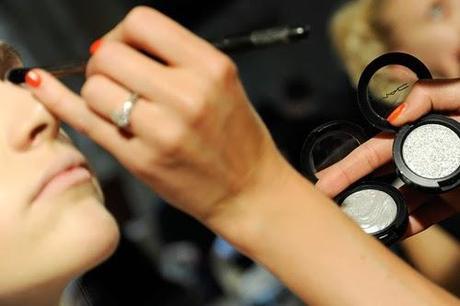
[401,225,460,296]
[207,156,459,306]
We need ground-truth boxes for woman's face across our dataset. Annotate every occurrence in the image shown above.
[0,79,119,297]
[381,0,460,77]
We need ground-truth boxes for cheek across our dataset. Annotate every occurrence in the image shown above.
[396,28,460,77]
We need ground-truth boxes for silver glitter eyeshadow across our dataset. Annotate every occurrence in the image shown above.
[341,189,397,234]
[402,124,460,179]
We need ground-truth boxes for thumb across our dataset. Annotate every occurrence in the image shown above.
[387,78,460,126]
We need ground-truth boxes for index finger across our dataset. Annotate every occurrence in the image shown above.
[100,6,218,67]
[315,132,394,197]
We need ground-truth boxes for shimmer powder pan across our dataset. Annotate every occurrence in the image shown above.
[300,121,408,245]
[335,183,407,245]
[358,52,460,193]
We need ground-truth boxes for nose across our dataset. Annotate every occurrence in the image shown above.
[8,87,59,151]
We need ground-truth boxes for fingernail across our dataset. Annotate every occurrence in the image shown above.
[25,70,41,88]
[387,103,406,124]
[89,39,102,55]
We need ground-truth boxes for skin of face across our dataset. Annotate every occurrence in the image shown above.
[381,0,460,77]
[0,80,119,300]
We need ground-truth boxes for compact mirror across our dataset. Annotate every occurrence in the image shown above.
[358,52,432,132]
[300,121,367,182]
[367,64,418,119]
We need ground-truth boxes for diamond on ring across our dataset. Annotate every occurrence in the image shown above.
[111,92,139,129]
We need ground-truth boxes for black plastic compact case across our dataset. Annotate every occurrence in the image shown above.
[300,120,408,245]
[358,52,460,193]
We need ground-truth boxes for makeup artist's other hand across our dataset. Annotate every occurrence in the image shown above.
[315,78,460,238]
[24,6,290,236]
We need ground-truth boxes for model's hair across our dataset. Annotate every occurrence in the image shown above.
[330,0,389,87]
[0,41,22,78]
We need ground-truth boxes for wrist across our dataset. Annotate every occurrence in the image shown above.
[203,147,306,254]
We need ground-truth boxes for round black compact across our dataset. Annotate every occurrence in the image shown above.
[334,183,407,245]
[300,121,408,245]
[358,52,460,193]
[300,120,367,183]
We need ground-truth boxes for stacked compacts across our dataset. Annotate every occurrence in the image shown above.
[301,52,460,245]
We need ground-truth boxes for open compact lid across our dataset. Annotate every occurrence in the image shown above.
[357,52,433,132]
[300,120,367,183]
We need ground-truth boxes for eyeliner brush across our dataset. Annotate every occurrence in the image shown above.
[6,60,87,84]
[5,24,310,84]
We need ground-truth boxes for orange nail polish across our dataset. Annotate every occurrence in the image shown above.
[25,70,41,88]
[89,39,102,55]
[387,103,406,123]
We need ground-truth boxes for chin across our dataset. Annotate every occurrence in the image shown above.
[36,183,121,282]
[67,198,121,276]
[0,200,120,299]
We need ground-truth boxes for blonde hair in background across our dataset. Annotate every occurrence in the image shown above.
[330,0,387,86]
[329,0,415,107]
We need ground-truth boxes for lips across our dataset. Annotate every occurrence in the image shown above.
[32,152,93,203]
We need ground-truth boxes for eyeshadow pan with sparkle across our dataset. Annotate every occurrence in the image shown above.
[402,124,460,179]
[358,52,460,192]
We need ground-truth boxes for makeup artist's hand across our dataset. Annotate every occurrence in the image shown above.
[23,6,290,236]
[316,78,460,238]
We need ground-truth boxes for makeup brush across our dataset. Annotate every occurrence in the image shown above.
[6,24,310,84]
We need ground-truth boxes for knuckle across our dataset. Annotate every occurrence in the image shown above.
[413,82,435,114]
[123,6,152,34]
[208,54,238,84]
[80,75,106,100]
[335,163,353,190]
[411,80,428,94]
[411,80,432,102]
[182,92,209,125]
[361,142,382,170]
[158,127,187,158]
[87,41,119,74]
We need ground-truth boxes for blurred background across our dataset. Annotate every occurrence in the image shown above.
[2,0,445,305]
